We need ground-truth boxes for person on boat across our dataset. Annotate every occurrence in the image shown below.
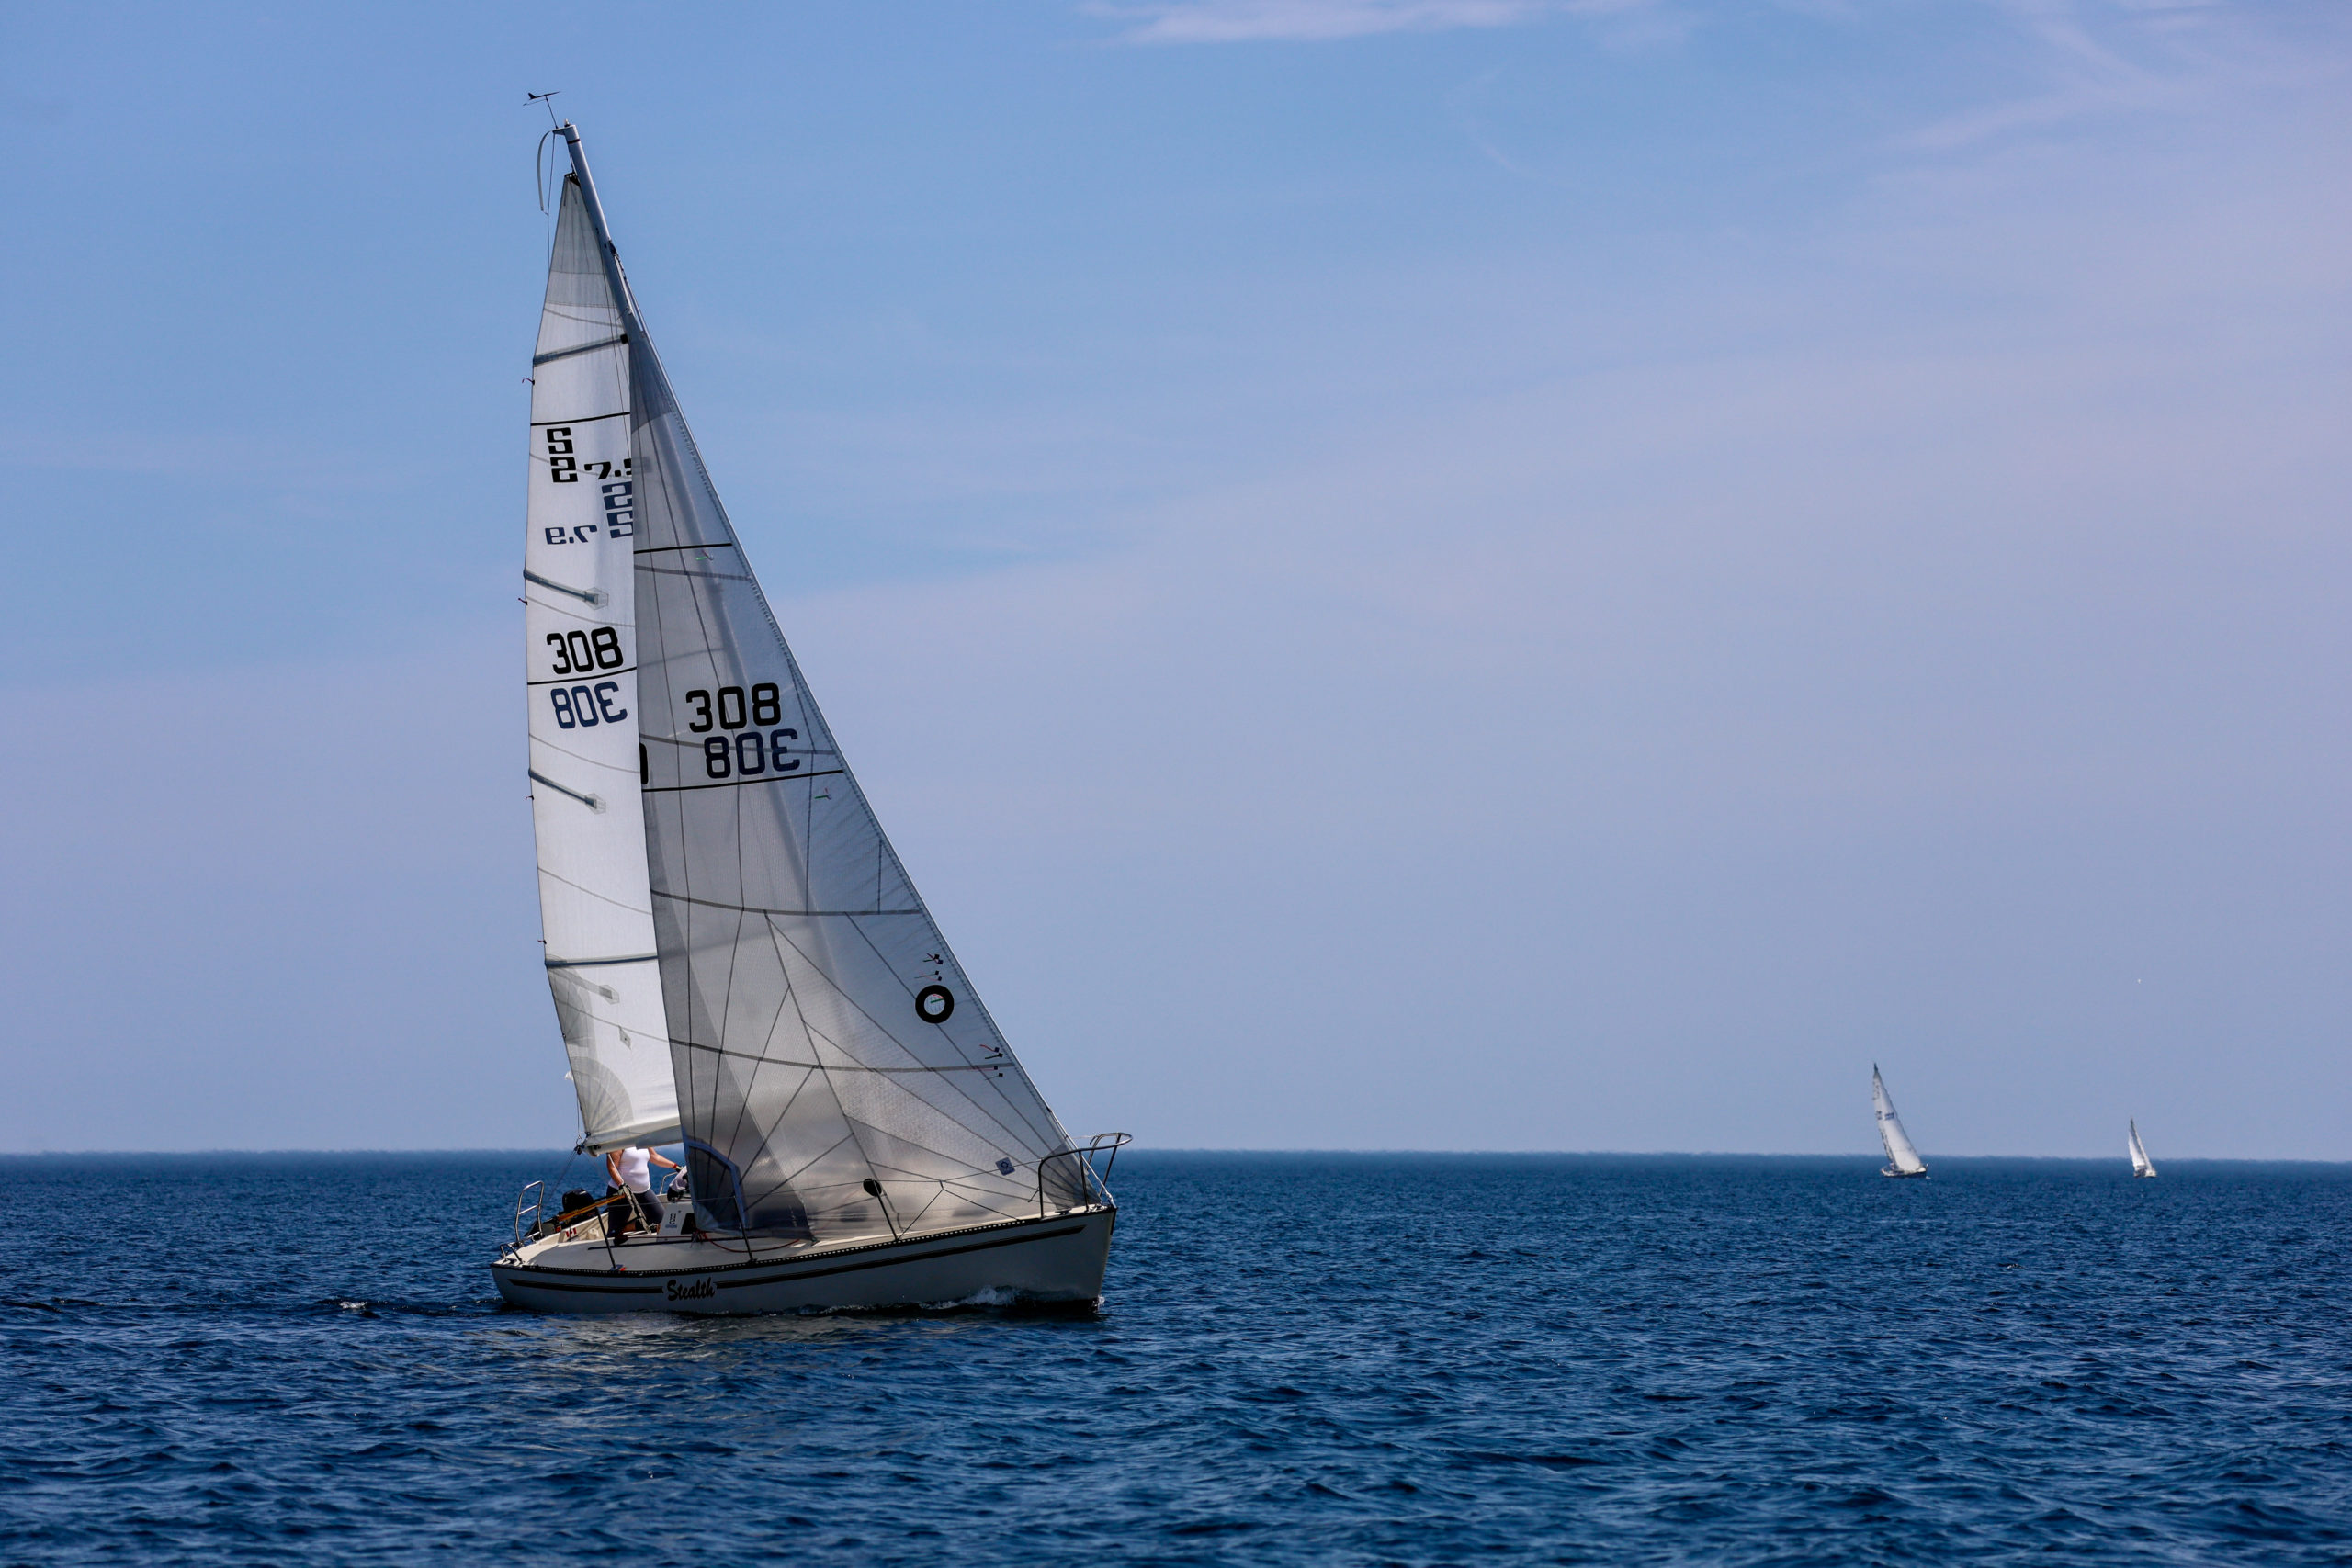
[605,1145,682,1235]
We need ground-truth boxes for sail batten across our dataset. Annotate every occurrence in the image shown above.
[549,123,1087,1242]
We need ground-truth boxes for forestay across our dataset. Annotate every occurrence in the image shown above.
[554,130,1087,1243]
[523,177,679,1153]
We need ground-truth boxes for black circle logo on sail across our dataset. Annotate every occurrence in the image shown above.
[915,985,955,1024]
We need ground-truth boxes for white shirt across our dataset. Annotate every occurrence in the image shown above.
[616,1147,652,1193]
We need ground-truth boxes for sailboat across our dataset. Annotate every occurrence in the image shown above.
[492,122,1125,1314]
[1871,1065,1928,1179]
[2128,1119,2157,1179]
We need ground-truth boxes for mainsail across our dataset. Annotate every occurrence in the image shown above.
[553,127,1085,1242]
[2129,1119,2156,1178]
[1872,1065,1928,1176]
[524,175,678,1153]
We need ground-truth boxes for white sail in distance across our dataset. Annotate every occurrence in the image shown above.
[1872,1065,1928,1176]
[522,175,679,1153]
[554,127,1086,1243]
[2129,1119,2156,1178]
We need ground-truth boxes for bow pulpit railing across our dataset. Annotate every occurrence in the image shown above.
[1036,1133,1132,1218]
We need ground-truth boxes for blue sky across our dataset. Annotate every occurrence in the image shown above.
[3,1,2346,1155]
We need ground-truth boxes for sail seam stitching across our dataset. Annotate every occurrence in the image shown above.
[527,666,636,688]
[642,769,846,795]
[534,862,652,919]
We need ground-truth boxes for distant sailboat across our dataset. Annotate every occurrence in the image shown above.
[2128,1119,2157,1179]
[1872,1065,1929,1179]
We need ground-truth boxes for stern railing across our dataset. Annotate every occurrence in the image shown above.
[513,1181,644,1245]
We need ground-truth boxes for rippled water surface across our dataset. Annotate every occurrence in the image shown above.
[4,1152,2349,1564]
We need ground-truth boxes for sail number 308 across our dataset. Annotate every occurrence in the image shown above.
[546,630,629,729]
[686,683,800,780]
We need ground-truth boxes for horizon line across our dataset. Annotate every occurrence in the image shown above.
[1,1146,2346,1165]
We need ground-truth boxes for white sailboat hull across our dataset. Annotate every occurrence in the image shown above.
[491,1205,1115,1315]
[1879,1166,1930,1179]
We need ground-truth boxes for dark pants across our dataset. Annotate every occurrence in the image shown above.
[603,1186,665,1237]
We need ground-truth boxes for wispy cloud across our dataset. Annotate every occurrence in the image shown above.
[1093,0,1648,45]
[1900,0,2254,151]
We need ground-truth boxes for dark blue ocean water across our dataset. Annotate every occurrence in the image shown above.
[3,1153,2348,1565]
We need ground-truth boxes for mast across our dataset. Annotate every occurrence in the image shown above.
[558,124,649,349]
